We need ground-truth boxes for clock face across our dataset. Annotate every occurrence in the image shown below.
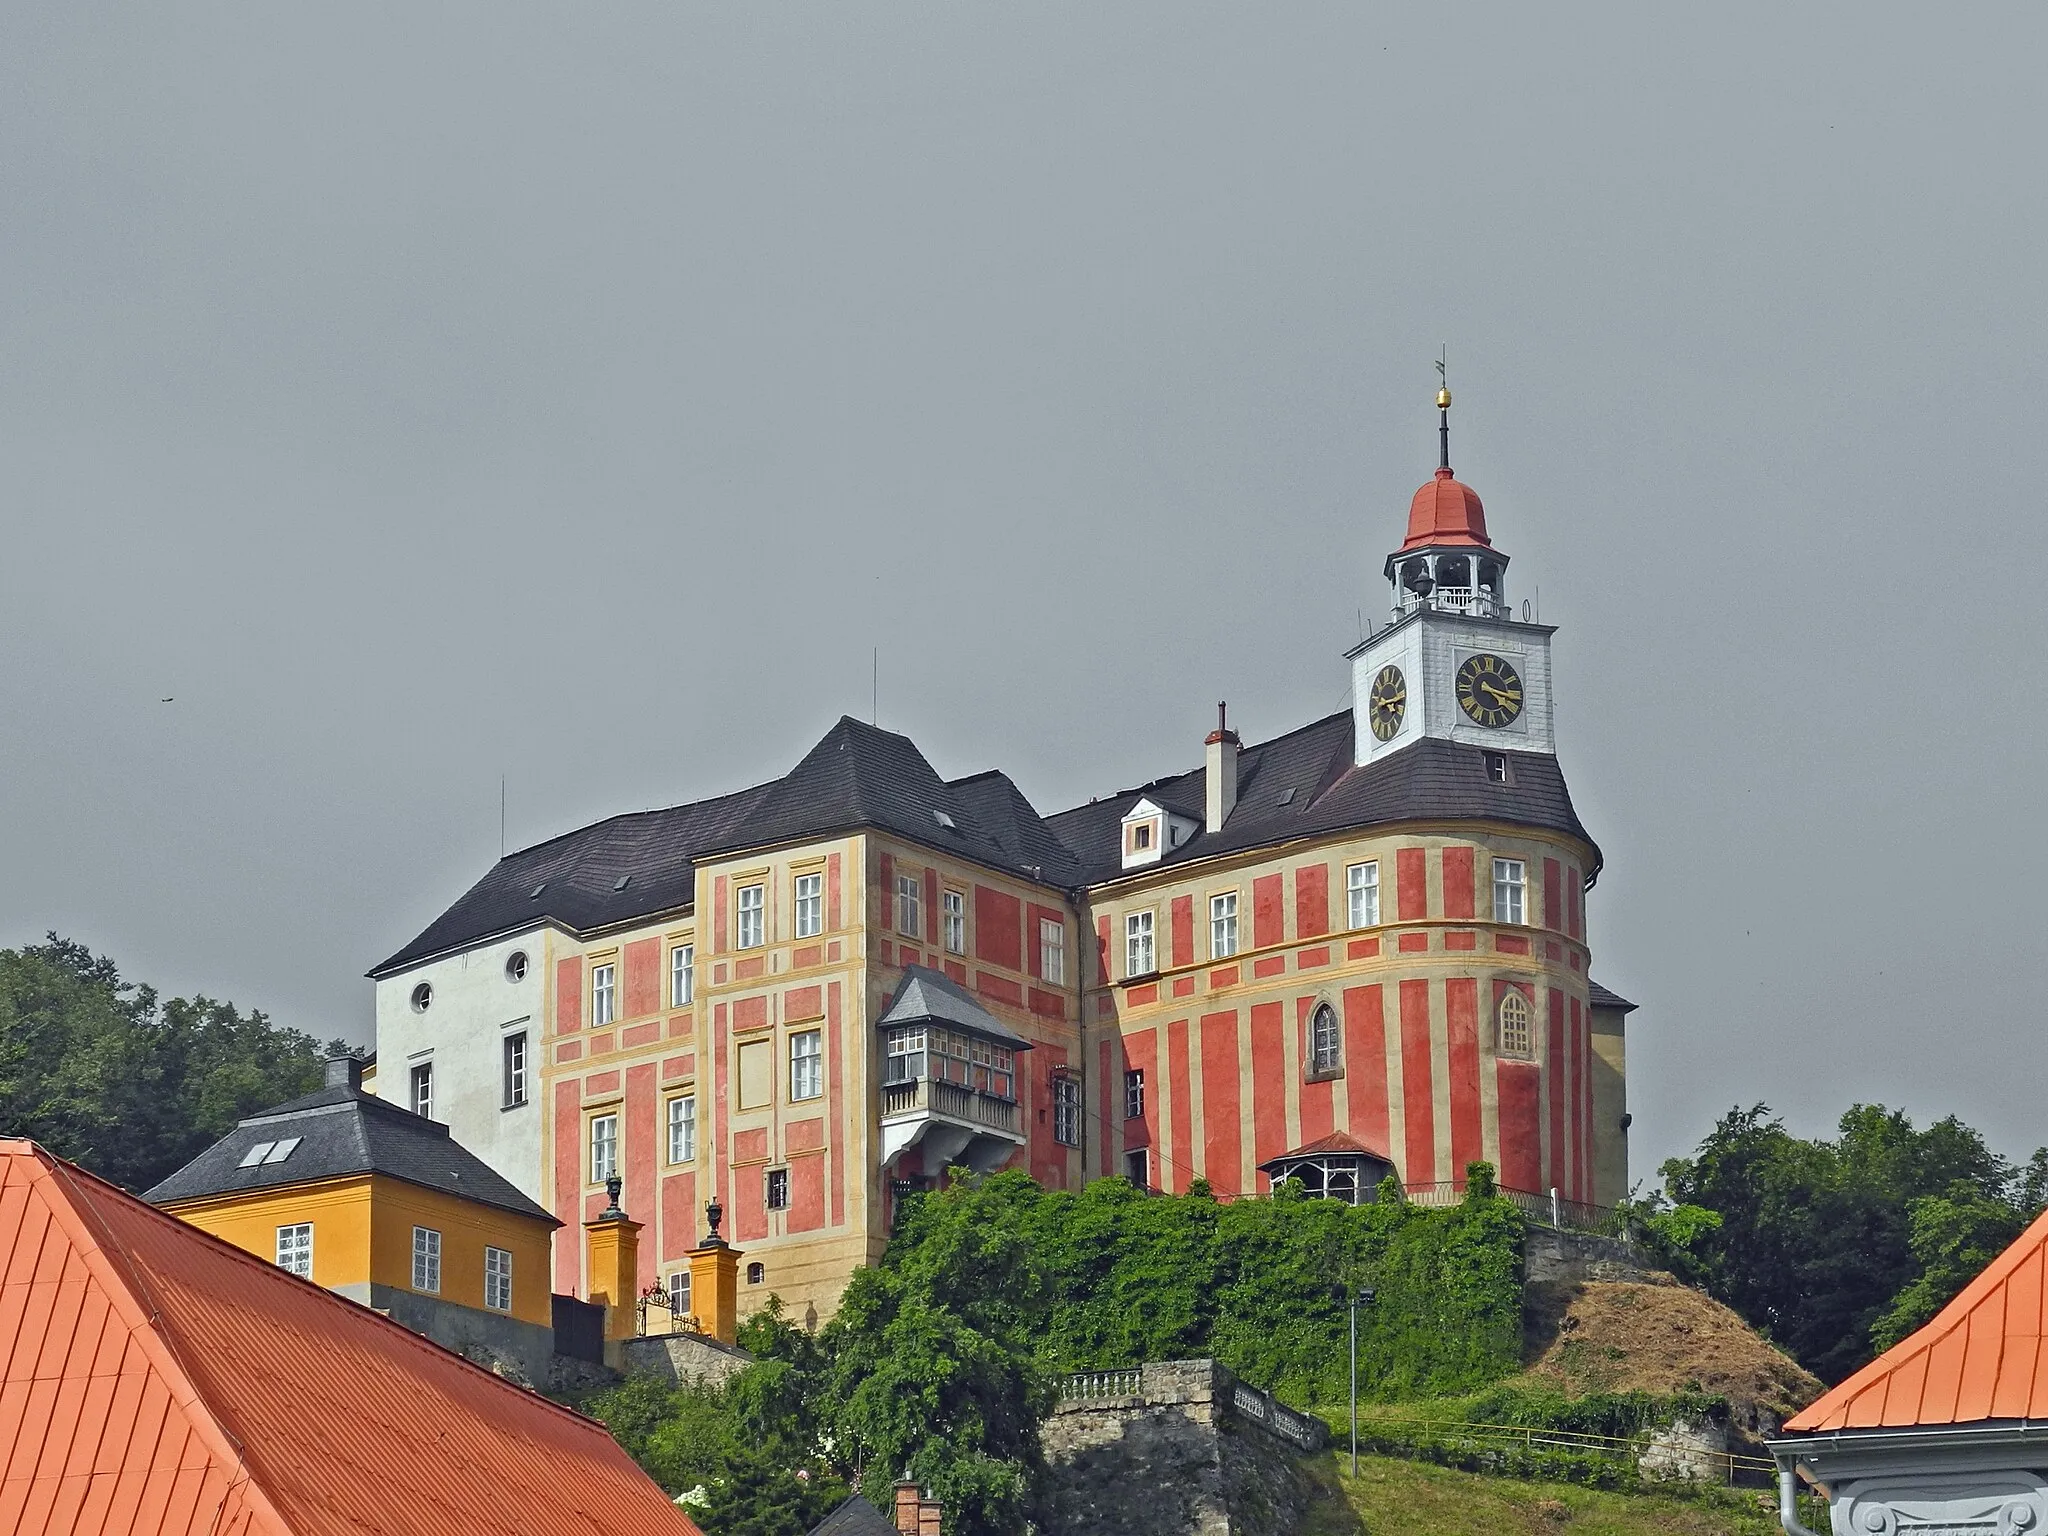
[1367,665,1406,742]
[1456,653,1524,728]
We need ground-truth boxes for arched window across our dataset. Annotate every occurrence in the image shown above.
[1498,991,1532,1058]
[1309,1003,1342,1075]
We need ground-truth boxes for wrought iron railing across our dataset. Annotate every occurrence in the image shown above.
[1399,1181,1616,1233]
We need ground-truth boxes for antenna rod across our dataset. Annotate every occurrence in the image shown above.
[1435,347,1452,471]
[872,648,878,726]
[500,776,506,857]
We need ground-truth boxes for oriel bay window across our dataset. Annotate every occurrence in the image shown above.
[881,1024,1015,1103]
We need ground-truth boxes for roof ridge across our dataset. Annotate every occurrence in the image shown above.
[26,1142,622,1443]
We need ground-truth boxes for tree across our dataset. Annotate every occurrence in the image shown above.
[1655,1103,2045,1381]
[0,934,342,1190]
[824,1171,1056,1536]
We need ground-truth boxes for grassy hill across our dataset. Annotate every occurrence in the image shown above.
[1301,1453,1791,1536]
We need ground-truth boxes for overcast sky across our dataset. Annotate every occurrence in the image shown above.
[4,6,2043,1183]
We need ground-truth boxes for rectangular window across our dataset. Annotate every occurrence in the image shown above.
[896,873,922,938]
[484,1246,513,1312]
[736,884,765,949]
[410,1063,433,1120]
[1052,1075,1081,1147]
[1124,1149,1149,1189]
[671,943,694,1006]
[766,1168,790,1211]
[671,1271,692,1319]
[275,1223,313,1278]
[1124,1068,1145,1121]
[503,1032,527,1108]
[790,1029,823,1101]
[794,873,823,939]
[884,1026,926,1084]
[591,963,616,1027]
[943,890,966,954]
[1493,858,1527,925]
[1209,891,1239,959]
[589,1112,619,1184]
[1039,918,1065,985]
[1124,910,1155,978]
[1485,751,1510,785]
[1347,862,1380,929]
[667,1094,697,1164]
[411,1226,442,1293]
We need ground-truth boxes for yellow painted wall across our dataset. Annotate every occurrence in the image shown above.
[163,1176,374,1291]
[366,1175,556,1328]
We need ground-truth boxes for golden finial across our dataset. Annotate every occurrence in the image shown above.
[1435,349,1452,470]
[1435,348,1451,410]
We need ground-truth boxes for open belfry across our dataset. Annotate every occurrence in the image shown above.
[371,384,1633,1326]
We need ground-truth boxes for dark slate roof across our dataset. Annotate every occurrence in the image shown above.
[372,782,772,976]
[809,1495,898,1536]
[878,965,1032,1048]
[1588,980,1638,1013]
[1045,711,1600,887]
[374,717,1078,977]
[700,717,1082,885]
[143,1084,559,1225]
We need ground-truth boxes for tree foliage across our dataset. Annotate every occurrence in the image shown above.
[0,935,345,1191]
[1647,1103,2046,1381]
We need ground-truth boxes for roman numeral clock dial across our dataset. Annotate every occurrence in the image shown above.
[1367,665,1406,742]
[1455,653,1524,728]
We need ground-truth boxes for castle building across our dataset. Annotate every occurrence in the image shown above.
[369,393,1635,1324]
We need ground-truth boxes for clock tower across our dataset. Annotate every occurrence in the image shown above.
[1349,385,1558,766]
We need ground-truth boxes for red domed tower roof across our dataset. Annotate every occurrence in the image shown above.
[1401,466,1491,551]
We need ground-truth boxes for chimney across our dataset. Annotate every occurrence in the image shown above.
[918,1497,942,1536]
[1205,702,1240,834]
[893,1481,922,1535]
[324,1055,364,1092]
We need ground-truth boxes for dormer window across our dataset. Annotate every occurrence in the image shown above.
[1133,823,1152,850]
[1119,797,1194,871]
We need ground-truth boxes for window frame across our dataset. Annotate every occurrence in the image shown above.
[1498,990,1533,1058]
[590,962,617,1027]
[736,883,765,949]
[411,1226,442,1294]
[1124,1148,1149,1189]
[502,1031,527,1109]
[276,1222,313,1278]
[1492,858,1527,926]
[942,889,966,955]
[1307,1001,1343,1078]
[1346,861,1380,929]
[794,872,824,939]
[1124,910,1156,979]
[1209,890,1239,960]
[588,1111,620,1185]
[1039,917,1065,984]
[1124,1068,1145,1121]
[765,1167,790,1211]
[667,1093,697,1165]
[1051,1073,1082,1147]
[789,1029,823,1102]
[409,1062,433,1121]
[484,1245,513,1312]
[895,873,922,938]
[671,942,695,1007]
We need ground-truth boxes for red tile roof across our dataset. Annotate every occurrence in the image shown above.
[0,1140,701,1535]
[1258,1131,1395,1170]
[1786,1205,2048,1432]
[1400,467,1492,551]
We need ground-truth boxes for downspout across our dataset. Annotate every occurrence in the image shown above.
[1776,1460,1826,1536]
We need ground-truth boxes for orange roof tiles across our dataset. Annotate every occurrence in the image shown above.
[1787,1205,2048,1433]
[1,1139,702,1536]
[1400,467,1492,551]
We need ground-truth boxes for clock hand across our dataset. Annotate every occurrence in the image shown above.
[1480,683,1521,704]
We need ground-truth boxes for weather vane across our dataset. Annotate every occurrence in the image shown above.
[1435,347,1452,470]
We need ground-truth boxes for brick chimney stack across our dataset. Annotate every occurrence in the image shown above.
[893,1481,920,1535]
[918,1497,942,1536]
[1205,702,1241,834]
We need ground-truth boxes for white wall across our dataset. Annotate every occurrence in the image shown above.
[1351,611,1557,767]
[374,928,549,1203]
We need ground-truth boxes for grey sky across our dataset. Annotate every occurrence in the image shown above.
[4,6,2043,1184]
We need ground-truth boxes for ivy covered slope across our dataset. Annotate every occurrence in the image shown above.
[968,1166,1526,1406]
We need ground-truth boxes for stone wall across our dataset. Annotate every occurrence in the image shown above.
[615,1331,754,1388]
[1042,1361,1333,1536]
[1523,1226,1663,1287]
[362,1283,557,1388]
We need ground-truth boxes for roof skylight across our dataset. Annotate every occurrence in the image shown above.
[263,1137,302,1165]
[238,1142,276,1167]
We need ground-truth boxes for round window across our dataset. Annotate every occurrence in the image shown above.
[506,951,529,983]
[410,982,433,1013]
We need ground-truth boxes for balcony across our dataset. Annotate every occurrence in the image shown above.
[1396,585,1506,620]
[880,1075,1023,1175]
